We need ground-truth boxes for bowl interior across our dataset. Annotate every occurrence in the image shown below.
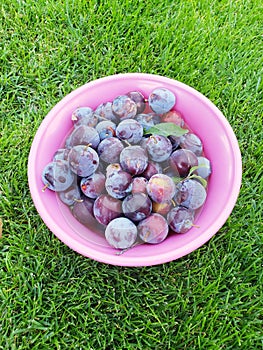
[28,73,242,266]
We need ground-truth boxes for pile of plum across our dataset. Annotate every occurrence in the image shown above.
[41,88,211,252]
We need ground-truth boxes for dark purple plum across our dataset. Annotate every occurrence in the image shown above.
[71,197,101,231]
[97,137,124,164]
[142,161,162,180]
[135,113,161,132]
[80,172,106,199]
[95,120,116,140]
[138,213,169,244]
[167,206,195,233]
[122,193,152,222]
[168,135,181,152]
[105,167,132,199]
[105,163,122,177]
[127,91,146,114]
[53,148,70,162]
[120,145,148,176]
[95,101,118,123]
[169,149,198,178]
[93,194,123,226]
[116,119,143,144]
[68,145,99,177]
[196,157,212,179]
[139,136,150,150]
[58,181,82,206]
[67,125,100,149]
[179,132,203,156]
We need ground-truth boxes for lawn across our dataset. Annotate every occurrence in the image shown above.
[0,0,262,349]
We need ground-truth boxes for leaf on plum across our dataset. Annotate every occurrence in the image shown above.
[188,164,210,176]
[144,123,188,137]
[188,174,208,188]
[172,176,182,184]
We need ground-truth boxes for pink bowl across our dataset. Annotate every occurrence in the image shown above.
[28,73,242,266]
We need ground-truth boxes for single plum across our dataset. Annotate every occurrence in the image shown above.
[138,213,169,244]
[167,206,195,234]
[147,174,176,203]
[105,217,138,249]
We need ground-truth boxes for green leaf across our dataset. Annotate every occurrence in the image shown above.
[188,174,207,188]
[172,176,182,184]
[188,164,210,176]
[145,123,188,137]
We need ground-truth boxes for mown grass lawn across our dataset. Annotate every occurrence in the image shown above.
[0,0,262,349]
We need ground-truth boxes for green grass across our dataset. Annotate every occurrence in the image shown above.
[0,0,262,348]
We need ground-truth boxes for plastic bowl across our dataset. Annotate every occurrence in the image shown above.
[28,73,242,266]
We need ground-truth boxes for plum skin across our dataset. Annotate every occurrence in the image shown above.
[137,213,169,244]
[105,217,138,249]
[147,174,176,203]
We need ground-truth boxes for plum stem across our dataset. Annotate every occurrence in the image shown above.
[191,223,200,228]
[42,184,49,192]
[107,126,116,136]
[163,165,170,172]
[171,198,176,207]
[123,140,131,147]
[84,143,92,152]
[150,135,158,144]
[115,242,141,255]
[74,198,84,203]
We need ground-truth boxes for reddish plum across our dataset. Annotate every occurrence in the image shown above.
[152,201,173,216]
[105,167,132,199]
[179,132,203,156]
[138,213,169,244]
[80,172,106,199]
[131,177,148,194]
[161,110,184,127]
[147,174,176,203]
[120,145,148,176]
[93,194,122,226]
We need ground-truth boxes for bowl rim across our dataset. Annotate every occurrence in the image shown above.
[28,72,242,266]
